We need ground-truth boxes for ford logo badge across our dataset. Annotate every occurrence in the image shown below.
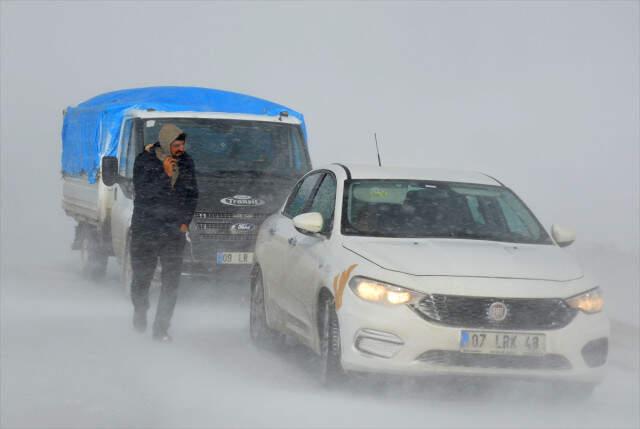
[230,223,256,233]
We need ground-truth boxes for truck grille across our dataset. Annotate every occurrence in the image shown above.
[416,350,571,370]
[194,211,270,220]
[199,233,257,241]
[193,211,268,241]
[411,294,577,330]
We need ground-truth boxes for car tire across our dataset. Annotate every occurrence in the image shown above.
[318,293,345,387]
[250,269,280,349]
[79,225,108,281]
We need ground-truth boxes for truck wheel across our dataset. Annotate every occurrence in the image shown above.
[318,293,345,387]
[121,236,133,297]
[79,225,108,281]
[249,269,280,349]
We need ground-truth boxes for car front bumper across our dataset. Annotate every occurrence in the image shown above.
[338,291,610,383]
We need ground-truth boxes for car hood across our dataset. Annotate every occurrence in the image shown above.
[342,238,583,281]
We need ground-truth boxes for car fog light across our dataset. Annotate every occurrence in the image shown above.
[566,288,604,314]
[581,337,608,367]
[349,277,424,306]
[354,329,404,358]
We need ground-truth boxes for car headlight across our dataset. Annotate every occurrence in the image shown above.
[349,277,424,306]
[565,287,604,314]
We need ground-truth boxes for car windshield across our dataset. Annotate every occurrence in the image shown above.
[342,180,552,244]
[143,118,310,178]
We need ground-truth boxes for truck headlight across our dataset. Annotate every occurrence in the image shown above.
[349,277,424,306]
[565,287,604,314]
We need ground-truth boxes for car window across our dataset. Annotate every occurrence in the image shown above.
[307,174,337,234]
[465,195,486,224]
[283,173,322,218]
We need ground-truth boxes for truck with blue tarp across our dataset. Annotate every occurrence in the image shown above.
[62,86,311,287]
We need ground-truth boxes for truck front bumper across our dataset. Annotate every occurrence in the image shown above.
[182,238,255,276]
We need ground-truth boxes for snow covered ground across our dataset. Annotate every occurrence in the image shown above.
[2,3,637,428]
[1,248,637,429]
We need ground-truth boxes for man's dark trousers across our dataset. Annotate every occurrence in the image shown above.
[130,229,186,336]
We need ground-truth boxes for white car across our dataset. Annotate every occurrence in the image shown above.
[251,164,609,395]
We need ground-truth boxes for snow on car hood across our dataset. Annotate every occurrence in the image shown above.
[342,238,583,281]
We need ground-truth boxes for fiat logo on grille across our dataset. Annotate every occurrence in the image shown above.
[487,302,508,321]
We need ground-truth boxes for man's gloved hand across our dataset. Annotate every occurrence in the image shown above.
[163,157,177,177]
[179,224,189,233]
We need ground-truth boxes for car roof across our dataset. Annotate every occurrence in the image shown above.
[327,163,503,186]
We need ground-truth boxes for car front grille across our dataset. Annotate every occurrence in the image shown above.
[411,294,577,330]
[416,350,572,370]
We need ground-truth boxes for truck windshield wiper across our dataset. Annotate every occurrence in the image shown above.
[197,170,236,178]
[259,171,298,179]
[197,169,299,180]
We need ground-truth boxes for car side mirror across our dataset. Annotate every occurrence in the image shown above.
[101,156,119,187]
[551,224,576,247]
[293,212,324,234]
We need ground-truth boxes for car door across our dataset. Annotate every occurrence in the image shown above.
[280,172,337,343]
[261,172,323,321]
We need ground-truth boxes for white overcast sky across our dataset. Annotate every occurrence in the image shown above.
[1,1,638,257]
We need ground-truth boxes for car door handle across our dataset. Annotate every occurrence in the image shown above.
[288,237,297,247]
[269,228,276,236]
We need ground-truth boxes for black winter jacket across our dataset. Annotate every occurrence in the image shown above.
[131,144,199,235]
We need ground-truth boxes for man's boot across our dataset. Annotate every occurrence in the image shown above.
[152,331,173,343]
[133,308,147,333]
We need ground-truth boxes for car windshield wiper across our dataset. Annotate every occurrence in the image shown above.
[447,228,550,244]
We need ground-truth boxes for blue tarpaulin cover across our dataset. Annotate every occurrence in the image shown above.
[61,86,306,183]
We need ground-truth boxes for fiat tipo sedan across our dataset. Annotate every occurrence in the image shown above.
[250,164,608,395]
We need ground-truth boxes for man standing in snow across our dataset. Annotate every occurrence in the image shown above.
[130,124,199,342]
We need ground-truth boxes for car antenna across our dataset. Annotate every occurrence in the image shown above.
[374,133,382,167]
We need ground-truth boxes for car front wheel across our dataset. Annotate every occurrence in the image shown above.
[250,269,280,348]
[318,294,345,387]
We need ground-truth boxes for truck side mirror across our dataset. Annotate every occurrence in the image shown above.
[101,156,119,187]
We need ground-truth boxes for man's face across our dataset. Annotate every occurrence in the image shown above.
[170,140,186,157]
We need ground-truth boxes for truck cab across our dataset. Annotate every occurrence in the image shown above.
[110,110,311,281]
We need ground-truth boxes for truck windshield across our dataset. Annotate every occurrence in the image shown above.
[143,118,310,177]
[342,180,552,244]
